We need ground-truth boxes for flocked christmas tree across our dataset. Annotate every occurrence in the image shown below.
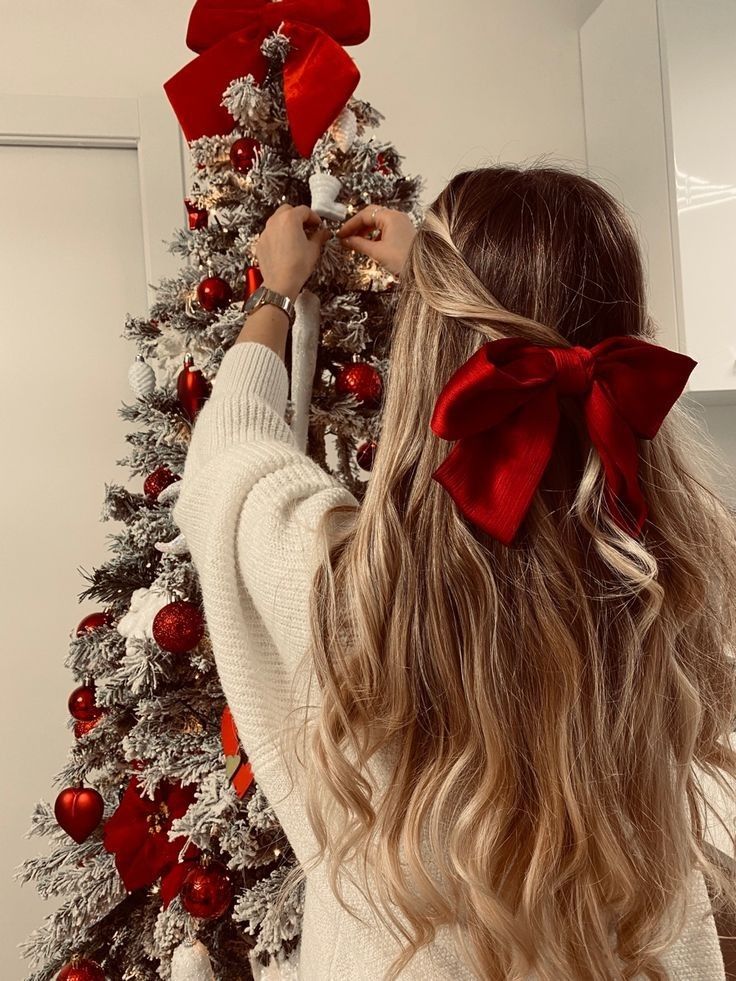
[16,1,424,980]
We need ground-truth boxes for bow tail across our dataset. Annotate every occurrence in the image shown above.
[584,384,647,537]
[280,19,360,156]
[431,395,559,545]
[164,27,268,143]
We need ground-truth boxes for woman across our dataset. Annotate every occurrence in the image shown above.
[172,164,736,980]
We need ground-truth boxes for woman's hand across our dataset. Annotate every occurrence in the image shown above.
[336,205,417,277]
[254,203,332,299]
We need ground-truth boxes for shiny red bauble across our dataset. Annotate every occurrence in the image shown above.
[356,439,378,471]
[229,137,260,173]
[143,466,181,501]
[244,264,263,301]
[54,787,104,844]
[68,684,99,722]
[181,860,233,919]
[335,362,383,409]
[197,276,232,312]
[75,612,114,636]
[152,601,205,655]
[56,959,106,981]
[184,198,208,230]
[177,355,211,423]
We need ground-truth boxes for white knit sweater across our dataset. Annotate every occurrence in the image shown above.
[172,339,726,980]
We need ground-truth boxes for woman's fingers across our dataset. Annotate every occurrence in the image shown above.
[336,204,388,239]
[339,234,384,261]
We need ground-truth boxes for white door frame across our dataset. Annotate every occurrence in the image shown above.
[0,92,187,311]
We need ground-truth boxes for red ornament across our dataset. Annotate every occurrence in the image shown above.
[177,355,211,422]
[55,787,104,844]
[244,265,263,301]
[68,684,100,722]
[197,276,232,312]
[74,715,105,739]
[152,600,205,654]
[356,439,377,471]
[335,362,383,409]
[56,959,106,981]
[102,776,198,892]
[229,137,260,173]
[184,198,208,230]
[181,860,233,919]
[143,466,181,501]
[75,612,114,636]
[375,152,392,175]
[220,706,254,798]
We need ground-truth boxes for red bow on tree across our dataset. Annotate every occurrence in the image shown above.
[163,0,371,157]
[430,335,697,545]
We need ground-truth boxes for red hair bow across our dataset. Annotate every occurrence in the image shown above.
[430,336,696,544]
[164,0,370,157]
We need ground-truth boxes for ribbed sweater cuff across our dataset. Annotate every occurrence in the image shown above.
[210,340,289,416]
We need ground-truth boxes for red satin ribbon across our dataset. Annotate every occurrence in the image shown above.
[163,0,370,157]
[430,336,697,544]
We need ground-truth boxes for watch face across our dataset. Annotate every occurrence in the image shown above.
[244,284,265,311]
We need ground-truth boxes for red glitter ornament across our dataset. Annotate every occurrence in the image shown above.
[177,354,211,422]
[244,265,263,301]
[152,601,205,654]
[55,786,104,844]
[56,959,106,981]
[356,439,378,471]
[229,136,260,173]
[68,684,100,722]
[184,198,208,230]
[74,715,105,739]
[197,276,232,312]
[335,362,383,409]
[143,466,181,501]
[75,612,114,636]
[181,860,233,919]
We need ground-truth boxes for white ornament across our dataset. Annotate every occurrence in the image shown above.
[330,106,357,151]
[309,172,347,221]
[289,290,321,454]
[249,949,301,981]
[157,480,181,505]
[128,355,156,398]
[155,480,188,554]
[171,939,215,981]
[116,584,172,648]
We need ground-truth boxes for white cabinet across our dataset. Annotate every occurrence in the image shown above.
[580,0,736,397]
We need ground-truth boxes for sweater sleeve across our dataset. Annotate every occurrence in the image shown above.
[171,340,359,860]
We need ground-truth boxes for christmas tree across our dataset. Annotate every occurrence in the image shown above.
[16,1,424,979]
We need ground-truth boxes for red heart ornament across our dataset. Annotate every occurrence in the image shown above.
[55,787,104,843]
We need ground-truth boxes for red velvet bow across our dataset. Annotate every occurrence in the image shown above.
[163,0,370,157]
[430,336,697,545]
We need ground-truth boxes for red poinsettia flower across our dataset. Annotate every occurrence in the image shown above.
[103,776,198,892]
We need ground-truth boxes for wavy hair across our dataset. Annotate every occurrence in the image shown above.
[276,162,736,980]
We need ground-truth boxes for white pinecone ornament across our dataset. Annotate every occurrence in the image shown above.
[309,172,347,221]
[330,106,357,151]
[171,939,215,980]
[128,354,156,398]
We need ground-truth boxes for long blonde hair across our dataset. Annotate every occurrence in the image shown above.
[278,163,736,979]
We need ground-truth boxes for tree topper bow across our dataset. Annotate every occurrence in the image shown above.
[164,0,371,157]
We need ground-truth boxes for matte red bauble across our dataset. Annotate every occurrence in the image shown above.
[152,601,205,654]
[56,959,106,981]
[197,276,232,312]
[181,860,233,919]
[184,198,208,230]
[229,137,260,173]
[177,354,211,422]
[143,466,181,501]
[68,684,100,722]
[74,715,105,739]
[356,439,378,471]
[75,612,114,636]
[244,265,263,301]
[55,787,104,844]
[335,362,383,409]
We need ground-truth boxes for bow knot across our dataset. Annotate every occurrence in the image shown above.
[430,335,696,545]
[551,346,594,397]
